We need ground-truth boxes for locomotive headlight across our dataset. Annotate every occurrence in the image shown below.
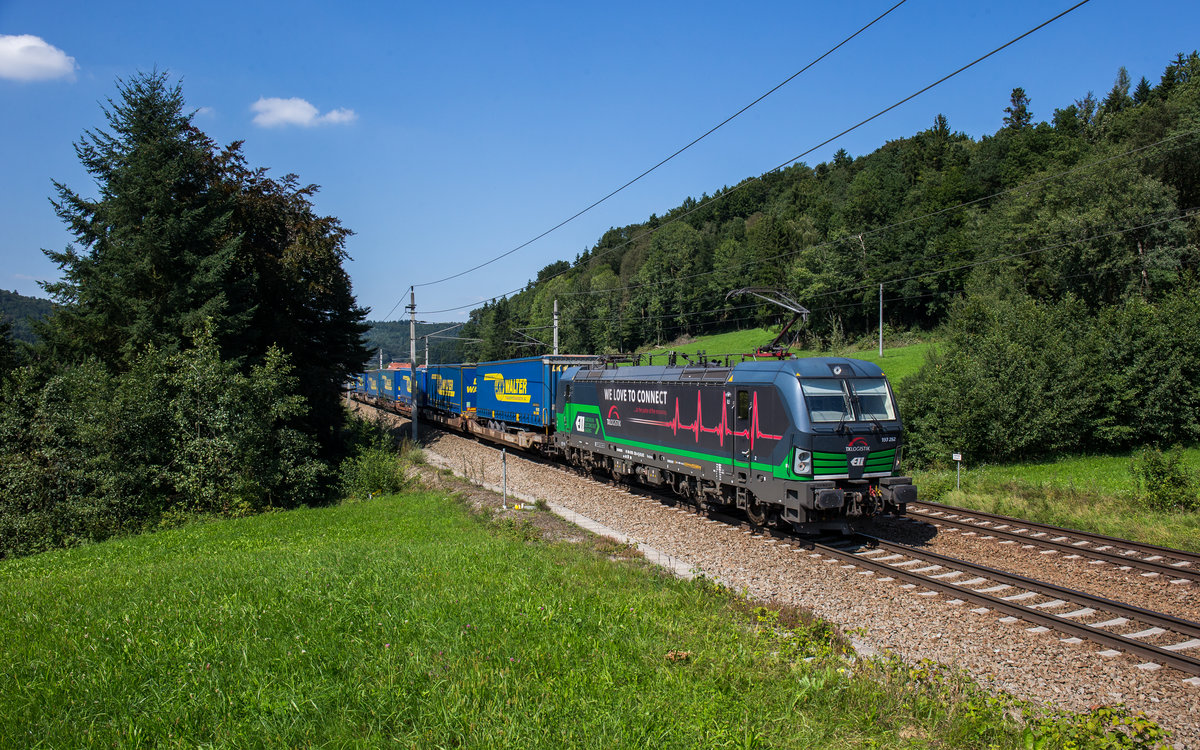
[793,449,812,476]
[894,446,903,470]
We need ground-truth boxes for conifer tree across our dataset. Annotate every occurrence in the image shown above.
[1102,66,1132,113]
[40,71,245,365]
[39,72,368,452]
[1132,76,1153,105]
[1002,87,1032,129]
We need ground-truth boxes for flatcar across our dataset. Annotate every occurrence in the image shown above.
[351,355,915,533]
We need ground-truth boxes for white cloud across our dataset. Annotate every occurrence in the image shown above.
[0,34,76,81]
[251,97,357,127]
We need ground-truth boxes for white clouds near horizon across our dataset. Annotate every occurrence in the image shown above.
[251,97,356,127]
[0,34,76,81]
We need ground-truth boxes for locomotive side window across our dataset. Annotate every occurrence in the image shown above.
[850,378,896,421]
[736,390,749,420]
[800,379,853,423]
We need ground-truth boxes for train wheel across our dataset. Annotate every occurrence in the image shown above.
[746,497,769,527]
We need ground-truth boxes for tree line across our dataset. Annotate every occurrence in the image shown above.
[0,72,369,557]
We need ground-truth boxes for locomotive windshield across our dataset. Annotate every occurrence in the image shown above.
[800,378,897,423]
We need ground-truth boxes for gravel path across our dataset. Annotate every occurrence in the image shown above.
[351,401,1200,746]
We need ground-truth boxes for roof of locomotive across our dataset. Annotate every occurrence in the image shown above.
[737,357,885,378]
[565,356,885,383]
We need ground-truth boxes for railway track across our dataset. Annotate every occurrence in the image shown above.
[671,499,1200,681]
[813,535,1200,680]
[904,501,1200,584]
[608,491,1200,681]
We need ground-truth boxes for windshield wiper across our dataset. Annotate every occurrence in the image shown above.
[835,398,852,435]
[848,385,884,434]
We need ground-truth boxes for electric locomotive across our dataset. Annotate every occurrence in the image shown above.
[552,357,915,533]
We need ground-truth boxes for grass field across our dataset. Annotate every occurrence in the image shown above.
[0,482,1153,748]
[640,328,935,384]
[913,448,1200,552]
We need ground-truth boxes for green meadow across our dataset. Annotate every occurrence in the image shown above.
[0,484,1158,748]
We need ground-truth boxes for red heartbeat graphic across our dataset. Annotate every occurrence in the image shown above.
[626,390,782,449]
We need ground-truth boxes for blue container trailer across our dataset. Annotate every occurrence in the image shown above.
[475,355,601,429]
[427,364,470,415]
[365,370,382,398]
[378,369,419,406]
[379,369,399,402]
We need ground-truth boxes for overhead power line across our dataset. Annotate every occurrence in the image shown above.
[414,0,1095,317]
[384,2,910,307]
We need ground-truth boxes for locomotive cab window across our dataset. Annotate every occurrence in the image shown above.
[800,378,897,423]
[800,379,853,423]
[850,378,896,421]
[736,390,750,420]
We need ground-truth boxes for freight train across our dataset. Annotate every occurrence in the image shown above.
[350,355,916,533]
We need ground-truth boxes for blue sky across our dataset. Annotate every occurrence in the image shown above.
[1,1,1197,324]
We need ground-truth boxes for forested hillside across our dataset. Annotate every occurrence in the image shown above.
[461,54,1200,361]
[0,290,52,344]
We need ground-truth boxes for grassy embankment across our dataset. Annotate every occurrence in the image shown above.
[646,328,1199,551]
[1,483,1143,749]
[914,450,1200,553]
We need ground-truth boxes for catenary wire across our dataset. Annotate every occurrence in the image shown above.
[412,0,1095,317]
[400,1,911,296]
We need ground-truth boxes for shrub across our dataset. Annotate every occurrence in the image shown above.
[899,291,1100,465]
[340,446,411,500]
[0,327,330,558]
[1130,446,1199,512]
[901,284,1200,466]
[337,413,418,500]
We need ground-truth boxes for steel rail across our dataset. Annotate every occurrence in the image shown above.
[908,501,1200,579]
[900,505,1200,582]
[817,536,1200,676]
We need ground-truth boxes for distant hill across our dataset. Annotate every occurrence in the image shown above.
[0,290,53,344]
[0,295,466,364]
[364,320,466,366]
